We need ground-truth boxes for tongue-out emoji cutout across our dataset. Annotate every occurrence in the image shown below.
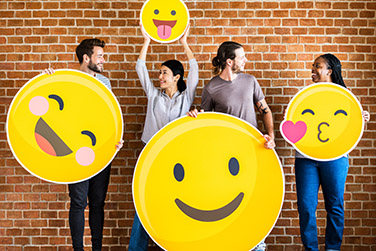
[141,0,189,43]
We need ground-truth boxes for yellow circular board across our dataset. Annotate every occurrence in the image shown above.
[6,70,123,184]
[133,112,284,251]
[281,82,364,160]
[140,0,190,43]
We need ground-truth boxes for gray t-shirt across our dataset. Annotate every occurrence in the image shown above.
[201,74,265,128]
[136,58,199,143]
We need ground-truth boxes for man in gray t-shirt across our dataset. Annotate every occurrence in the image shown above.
[189,41,275,251]
[191,41,275,151]
[201,73,265,129]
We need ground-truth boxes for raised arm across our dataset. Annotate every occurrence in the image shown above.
[139,23,151,61]
[180,23,194,61]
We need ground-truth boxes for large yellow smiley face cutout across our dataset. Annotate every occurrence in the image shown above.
[281,83,364,160]
[6,70,123,184]
[140,0,189,43]
[133,113,284,251]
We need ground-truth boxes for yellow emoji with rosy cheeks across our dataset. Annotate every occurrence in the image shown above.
[281,83,364,160]
[6,70,123,184]
[140,0,189,43]
[133,112,284,251]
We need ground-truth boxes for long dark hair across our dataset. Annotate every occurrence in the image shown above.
[212,41,243,75]
[319,53,346,88]
[162,60,186,93]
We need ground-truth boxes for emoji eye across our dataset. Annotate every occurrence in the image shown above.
[171,10,176,15]
[174,163,184,182]
[48,94,64,111]
[154,9,159,15]
[302,109,315,115]
[81,130,96,146]
[334,110,347,116]
[228,157,239,176]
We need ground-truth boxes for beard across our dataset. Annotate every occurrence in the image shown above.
[88,60,103,73]
[231,63,242,74]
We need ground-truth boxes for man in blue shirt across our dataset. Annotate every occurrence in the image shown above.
[44,38,123,251]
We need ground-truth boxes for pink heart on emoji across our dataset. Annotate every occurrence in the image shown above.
[281,120,307,144]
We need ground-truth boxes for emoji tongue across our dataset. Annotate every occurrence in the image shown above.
[157,25,172,39]
[35,133,57,156]
[153,20,177,40]
[34,118,73,157]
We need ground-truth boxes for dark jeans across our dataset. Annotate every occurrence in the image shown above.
[68,164,111,251]
[295,157,348,251]
[128,212,149,251]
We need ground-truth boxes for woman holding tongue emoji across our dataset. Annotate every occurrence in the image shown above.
[128,23,198,251]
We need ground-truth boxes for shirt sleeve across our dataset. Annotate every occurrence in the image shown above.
[201,86,214,111]
[252,75,265,104]
[136,58,159,98]
[185,58,199,104]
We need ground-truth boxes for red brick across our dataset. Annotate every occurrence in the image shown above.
[0,1,375,250]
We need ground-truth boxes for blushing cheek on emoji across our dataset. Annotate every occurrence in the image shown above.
[140,0,189,43]
[7,70,123,184]
[281,83,364,160]
[133,113,284,251]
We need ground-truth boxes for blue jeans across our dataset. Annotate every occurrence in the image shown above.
[128,213,149,251]
[295,157,348,251]
[68,164,111,251]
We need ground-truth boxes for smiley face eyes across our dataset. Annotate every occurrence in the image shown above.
[301,109,348,116]
[302,109,315,115]
[154,9,176,16]
[334,109,348,116]
[48,94,64,111]
[228,157,239,176]
[174,163,185,182]
[174,157,240,182]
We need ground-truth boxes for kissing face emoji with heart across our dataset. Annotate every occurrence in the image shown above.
[280,83,364,160]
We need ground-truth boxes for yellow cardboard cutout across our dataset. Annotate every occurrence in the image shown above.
[6,70,123,184]
[133,112,284,251]
[281,82,364,160]
[140,0,189,43]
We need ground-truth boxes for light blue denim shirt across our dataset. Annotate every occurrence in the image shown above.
[95,73,111,90]
[136,58,199,143]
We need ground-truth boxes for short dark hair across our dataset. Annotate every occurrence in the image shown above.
[319,53,346,88]
[212,41,243,75]
[75,38,105,64]
[161,60,186,93]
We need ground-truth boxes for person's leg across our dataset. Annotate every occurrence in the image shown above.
[318,157,349,251]
[69,180,89,251]
[88,163,112,250]
[128,213,149,251]
[295,158,320,251]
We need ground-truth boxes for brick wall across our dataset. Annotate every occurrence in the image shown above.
[0,0,375,250]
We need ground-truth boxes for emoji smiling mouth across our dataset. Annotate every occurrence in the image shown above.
[175,192,244,222]
[153,19,177,39]
[34,117,72,157]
